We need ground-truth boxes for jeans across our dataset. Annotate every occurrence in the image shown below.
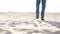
[36,0,46,19]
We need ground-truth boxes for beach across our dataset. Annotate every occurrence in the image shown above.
[0,12,60,34]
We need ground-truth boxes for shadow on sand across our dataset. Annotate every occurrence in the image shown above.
[42,20,60,34]
[47,31,60,34]
[41,29,60,34]
[44,20,60,28]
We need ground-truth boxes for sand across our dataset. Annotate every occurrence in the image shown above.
[0,12,60,34]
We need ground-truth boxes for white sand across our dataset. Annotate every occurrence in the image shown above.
[0,12,60,34]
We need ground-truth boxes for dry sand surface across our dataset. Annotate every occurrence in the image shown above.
[0,12,60,34]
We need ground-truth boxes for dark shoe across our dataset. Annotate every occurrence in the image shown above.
[36,13,39,19]
[41,18,44,21]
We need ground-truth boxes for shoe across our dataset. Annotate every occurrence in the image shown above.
[36,13,39,19]
[36,16,39,19]
[41,18,44,21]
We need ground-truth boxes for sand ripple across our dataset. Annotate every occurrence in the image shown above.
[0,18,60,34]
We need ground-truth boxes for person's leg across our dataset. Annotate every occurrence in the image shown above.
[41,0,46,20]
[36,0,40,19]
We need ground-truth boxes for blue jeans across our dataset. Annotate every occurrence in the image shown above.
[36,0,46,19]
